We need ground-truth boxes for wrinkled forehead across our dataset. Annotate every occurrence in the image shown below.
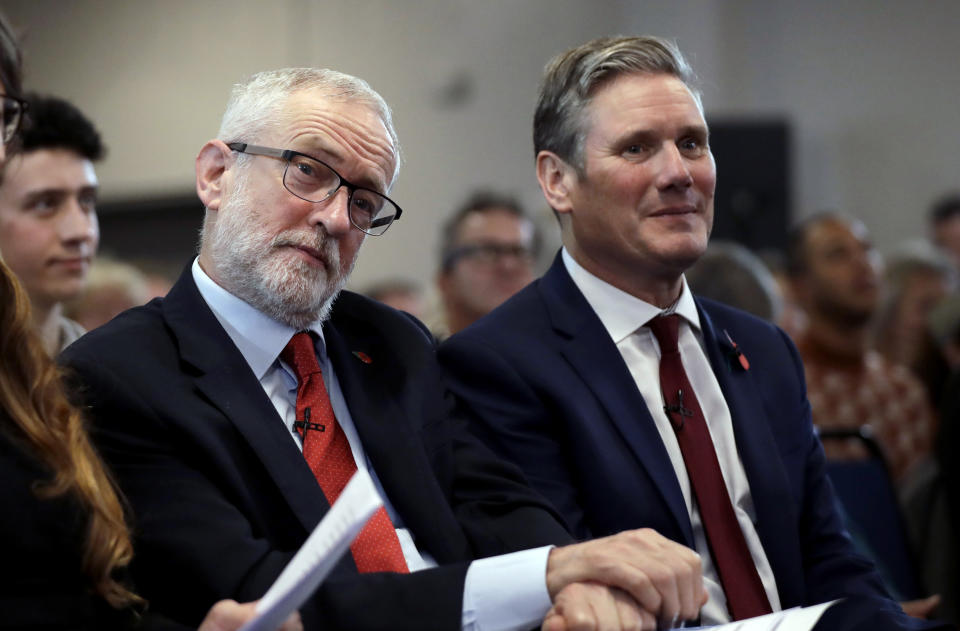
[274,88,398,190]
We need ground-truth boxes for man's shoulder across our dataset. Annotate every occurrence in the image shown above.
[60,297,170,364]
[330,289,435,347]
[695,296,787,343]
[456,279,548,339]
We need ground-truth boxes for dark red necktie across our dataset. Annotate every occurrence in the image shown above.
[282,332,408,573]
[647,314,771,620]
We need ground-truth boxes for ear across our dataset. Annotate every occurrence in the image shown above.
[536,150,576,216]
[195,139,233,211]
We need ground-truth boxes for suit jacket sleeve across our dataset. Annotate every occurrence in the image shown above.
[439,335,594,542]
[439,273,893,610]
[63,349,472,631]
[60,278,572,631]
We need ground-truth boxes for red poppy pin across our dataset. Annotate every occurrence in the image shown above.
[723,329,750,371]
[352,350,373,364]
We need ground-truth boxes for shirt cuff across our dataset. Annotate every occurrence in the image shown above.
[462,546,554,631]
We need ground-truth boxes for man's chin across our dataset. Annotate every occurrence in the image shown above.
[273,289,341,329]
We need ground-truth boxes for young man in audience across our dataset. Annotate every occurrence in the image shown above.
[0,93,103,354]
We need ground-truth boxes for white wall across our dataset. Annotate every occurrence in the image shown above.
[4,0,959,289]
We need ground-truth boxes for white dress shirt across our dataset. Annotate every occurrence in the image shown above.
[192,259,551,631]
[561,249,782,625]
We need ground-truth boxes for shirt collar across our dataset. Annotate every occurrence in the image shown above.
[191,258,326,379]
[561,247,701,344]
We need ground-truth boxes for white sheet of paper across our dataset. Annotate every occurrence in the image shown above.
[685,600,837,631]
[238,468,384,631]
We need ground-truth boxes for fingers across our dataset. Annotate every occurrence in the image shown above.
[196,599,303,631]
[278,611,304,631]
[542,610,567,631]
[197,599,255,631]
[544,582,651,631]
[611,587,652,631]
[900,594,941,619]
[546,529,703,624]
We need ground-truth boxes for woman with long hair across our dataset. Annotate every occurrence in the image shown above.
[0,13,298,630]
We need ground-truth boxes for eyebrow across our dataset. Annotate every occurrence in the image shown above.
[22,184,99,204]
[299,142,387,192]
[616,124,709,143]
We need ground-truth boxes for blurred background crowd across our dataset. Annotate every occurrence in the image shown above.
[2,0,958,626]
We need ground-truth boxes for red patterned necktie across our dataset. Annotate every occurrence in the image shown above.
[281,331,409,573]
[647,314,771,620]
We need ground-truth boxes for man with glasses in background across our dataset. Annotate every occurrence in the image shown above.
[435,191,539,337]
[0,93,103,354]
[62,67,709,631]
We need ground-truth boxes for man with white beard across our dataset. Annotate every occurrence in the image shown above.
[61,68,707,631]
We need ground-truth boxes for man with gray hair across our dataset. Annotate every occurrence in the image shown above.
[62,66,706,631]
[442,35,924,628]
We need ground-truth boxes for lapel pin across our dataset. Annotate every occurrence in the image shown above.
[722,329,750,371]
[352,350,373,364]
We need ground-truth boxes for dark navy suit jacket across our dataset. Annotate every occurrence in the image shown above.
[60,265,572,631]
[440,253,891,611]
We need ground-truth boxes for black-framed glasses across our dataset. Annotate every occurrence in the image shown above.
[442,242,535,270]
[227,142,402,236]
[2,95,27,145]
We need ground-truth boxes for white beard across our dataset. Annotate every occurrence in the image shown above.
[206,168,353,329]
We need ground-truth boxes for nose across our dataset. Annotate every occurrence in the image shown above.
[307,186,353,236]
[496,249,533,274]
[655,144,694,191]
[58,196,99,249]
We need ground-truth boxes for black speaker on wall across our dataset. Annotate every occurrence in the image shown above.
[706,118,791,252]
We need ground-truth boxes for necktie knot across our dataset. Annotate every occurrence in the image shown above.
[281,331,322,382]
[647,314,681,354]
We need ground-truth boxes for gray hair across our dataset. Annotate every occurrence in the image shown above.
[217,67,401,186]
[534,35,700,174]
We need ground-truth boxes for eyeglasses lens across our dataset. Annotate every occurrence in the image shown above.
[283,154,399,236]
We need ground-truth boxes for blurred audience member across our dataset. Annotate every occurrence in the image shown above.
[929,193,960,267]
[362,277,427,321]
[904,293,960,625]
[932,365,960,625]
[787,213,934,481]
[436,191,539,336]
[0,13,300,631]
[686,240,783,322]
[928,293,960,370]
[65,256,153,331]
[124,258,176,300]
[759,249,808,341]
[0,92,103,354]
[874,242,957,388]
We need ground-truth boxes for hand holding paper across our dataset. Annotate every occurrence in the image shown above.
[238,468,385,631]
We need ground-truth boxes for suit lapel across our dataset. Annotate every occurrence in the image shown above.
[162,267,329,535]
[540,257,693,543]
[697,303,800,599]
[324,308,467,563]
